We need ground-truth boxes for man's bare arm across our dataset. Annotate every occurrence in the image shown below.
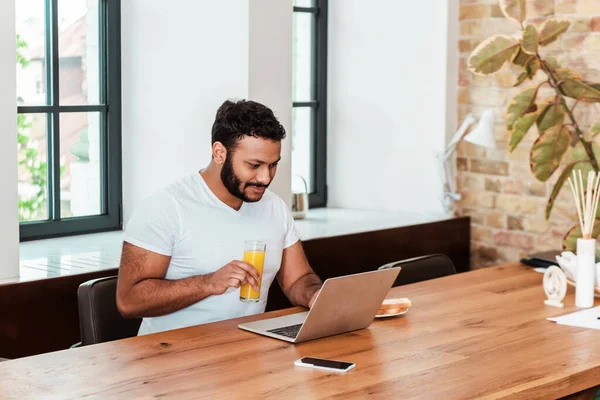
[277,241,322,308]
[116,242,260,318]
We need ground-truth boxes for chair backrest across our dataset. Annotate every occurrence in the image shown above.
[77,276,142,346]
[379,254,457,287]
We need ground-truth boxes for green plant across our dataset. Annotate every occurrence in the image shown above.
[69,128,90,162]
[467,0,600,252]
[16,34,48,222]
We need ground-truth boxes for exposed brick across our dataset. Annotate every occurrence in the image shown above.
[507,215,524,230]
[470,159,509,175]
[477,246,500,264]
[578,0,600,14]
[509,163,532,179]
[524,216,551,233]
[496,194,540,214]
[455,0,596,268]
[460,4,491,20]
[592,17,600,32]
[561,33,587,51]
[485,178,501,193]
[463,174,485,190]
[556,0,577,14]
[493,71,517,88]
[490,5,504,18]
[457,157,468,171]
[584,35,600,52]
[527,0,554,17]
[508,147,531,162]
[527,181,547,197]
[468,87,507,106]
[460,20,481,36]
[568,18,591,33]
[487,212,506,228]
[466,142,486,158]
[462,191,496,208]
[459,39,476,53]
[493,231,534,250]
[503,179,526,195]
[481,18,521,36]
[462,208,486,225]
[472,226,493,243]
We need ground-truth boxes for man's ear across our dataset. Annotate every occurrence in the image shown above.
[213,142,227,165]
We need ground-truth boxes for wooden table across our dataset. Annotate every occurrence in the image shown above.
[1,263,599,399]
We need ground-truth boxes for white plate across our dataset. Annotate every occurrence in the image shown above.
[375,309,408,319]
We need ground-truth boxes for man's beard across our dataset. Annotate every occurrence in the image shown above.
[221,155,269,203]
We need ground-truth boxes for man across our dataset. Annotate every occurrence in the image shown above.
[116,99,322,335]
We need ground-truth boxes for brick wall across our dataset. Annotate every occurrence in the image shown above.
[457,0,600,268]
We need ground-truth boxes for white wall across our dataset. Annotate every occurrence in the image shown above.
[0,0,20,280]
[121,0,292,223]
[249,0,293,208]
[327,0,457,215]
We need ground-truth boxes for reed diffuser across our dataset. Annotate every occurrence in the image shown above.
[567,170,600,308]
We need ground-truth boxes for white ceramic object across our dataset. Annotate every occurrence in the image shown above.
[576,239,596,308]
[543,266,567,308]
[555,251,600,287]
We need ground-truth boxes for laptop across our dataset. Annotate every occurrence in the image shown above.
[238,267,401,343]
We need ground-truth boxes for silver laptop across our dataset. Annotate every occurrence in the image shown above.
[238,267,401,343]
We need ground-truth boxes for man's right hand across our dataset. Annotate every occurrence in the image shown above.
[207,261,261,296]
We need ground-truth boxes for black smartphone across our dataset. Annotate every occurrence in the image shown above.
[294,357,355,372]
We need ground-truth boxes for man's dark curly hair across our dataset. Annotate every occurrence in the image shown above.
[211,99,286,152]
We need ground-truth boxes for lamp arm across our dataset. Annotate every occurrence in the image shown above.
[444,114,476,159]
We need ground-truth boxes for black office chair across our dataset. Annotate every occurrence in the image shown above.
[76,276,142,346]
[378,254,457,287]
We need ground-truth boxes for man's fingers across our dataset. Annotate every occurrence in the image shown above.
[233,261,261,282]
[228,277,242,288]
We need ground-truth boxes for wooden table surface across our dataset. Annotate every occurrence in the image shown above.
[2,263,600,399]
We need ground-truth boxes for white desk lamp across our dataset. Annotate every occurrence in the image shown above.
[440,109,496,214]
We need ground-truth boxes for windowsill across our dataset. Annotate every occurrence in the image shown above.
[3,208,451,284]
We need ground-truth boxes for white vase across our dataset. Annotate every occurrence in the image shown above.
[576,238,596,308]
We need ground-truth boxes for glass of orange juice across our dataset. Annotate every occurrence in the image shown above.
[240,240,266,303]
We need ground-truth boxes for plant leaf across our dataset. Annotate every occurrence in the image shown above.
[563,223,600,256]
[509,105,543,152]
[537,101,565,134]
[513,47,534,67]
[522,25,539,55]
[545,57,560,69]
[539,19,571,47]
[499,0,526,23]
[559,79,600,102]
[514,71,529,87]
[592,116,600,137]
[468,35,520,75]
[570,141,600,188]
[530,125,571,181]
[546,161,582,220]
[506,86,539,132]
[554,68,582,80]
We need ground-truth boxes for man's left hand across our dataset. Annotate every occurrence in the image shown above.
[308,289,320,308]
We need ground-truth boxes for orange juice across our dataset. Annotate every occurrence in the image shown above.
[240,250,265,302]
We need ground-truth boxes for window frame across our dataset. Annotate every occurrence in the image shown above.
[17,0,122,241]
[293,0,328,208]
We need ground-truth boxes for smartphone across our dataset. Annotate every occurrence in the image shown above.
[294,357,355,372]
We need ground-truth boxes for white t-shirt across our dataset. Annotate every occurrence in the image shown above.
[123,172,299,335]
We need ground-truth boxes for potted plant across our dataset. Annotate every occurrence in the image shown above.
[467,0,600,252]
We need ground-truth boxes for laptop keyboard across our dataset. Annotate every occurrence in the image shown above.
[267,323,303,339]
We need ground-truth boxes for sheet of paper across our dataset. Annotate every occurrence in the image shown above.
[547,306,600,330]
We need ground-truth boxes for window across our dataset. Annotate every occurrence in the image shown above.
[16,0,122,241]
[292,0,328,207]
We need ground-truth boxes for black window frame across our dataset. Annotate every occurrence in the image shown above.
[17,0,122,241]
[293,0,328,208]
